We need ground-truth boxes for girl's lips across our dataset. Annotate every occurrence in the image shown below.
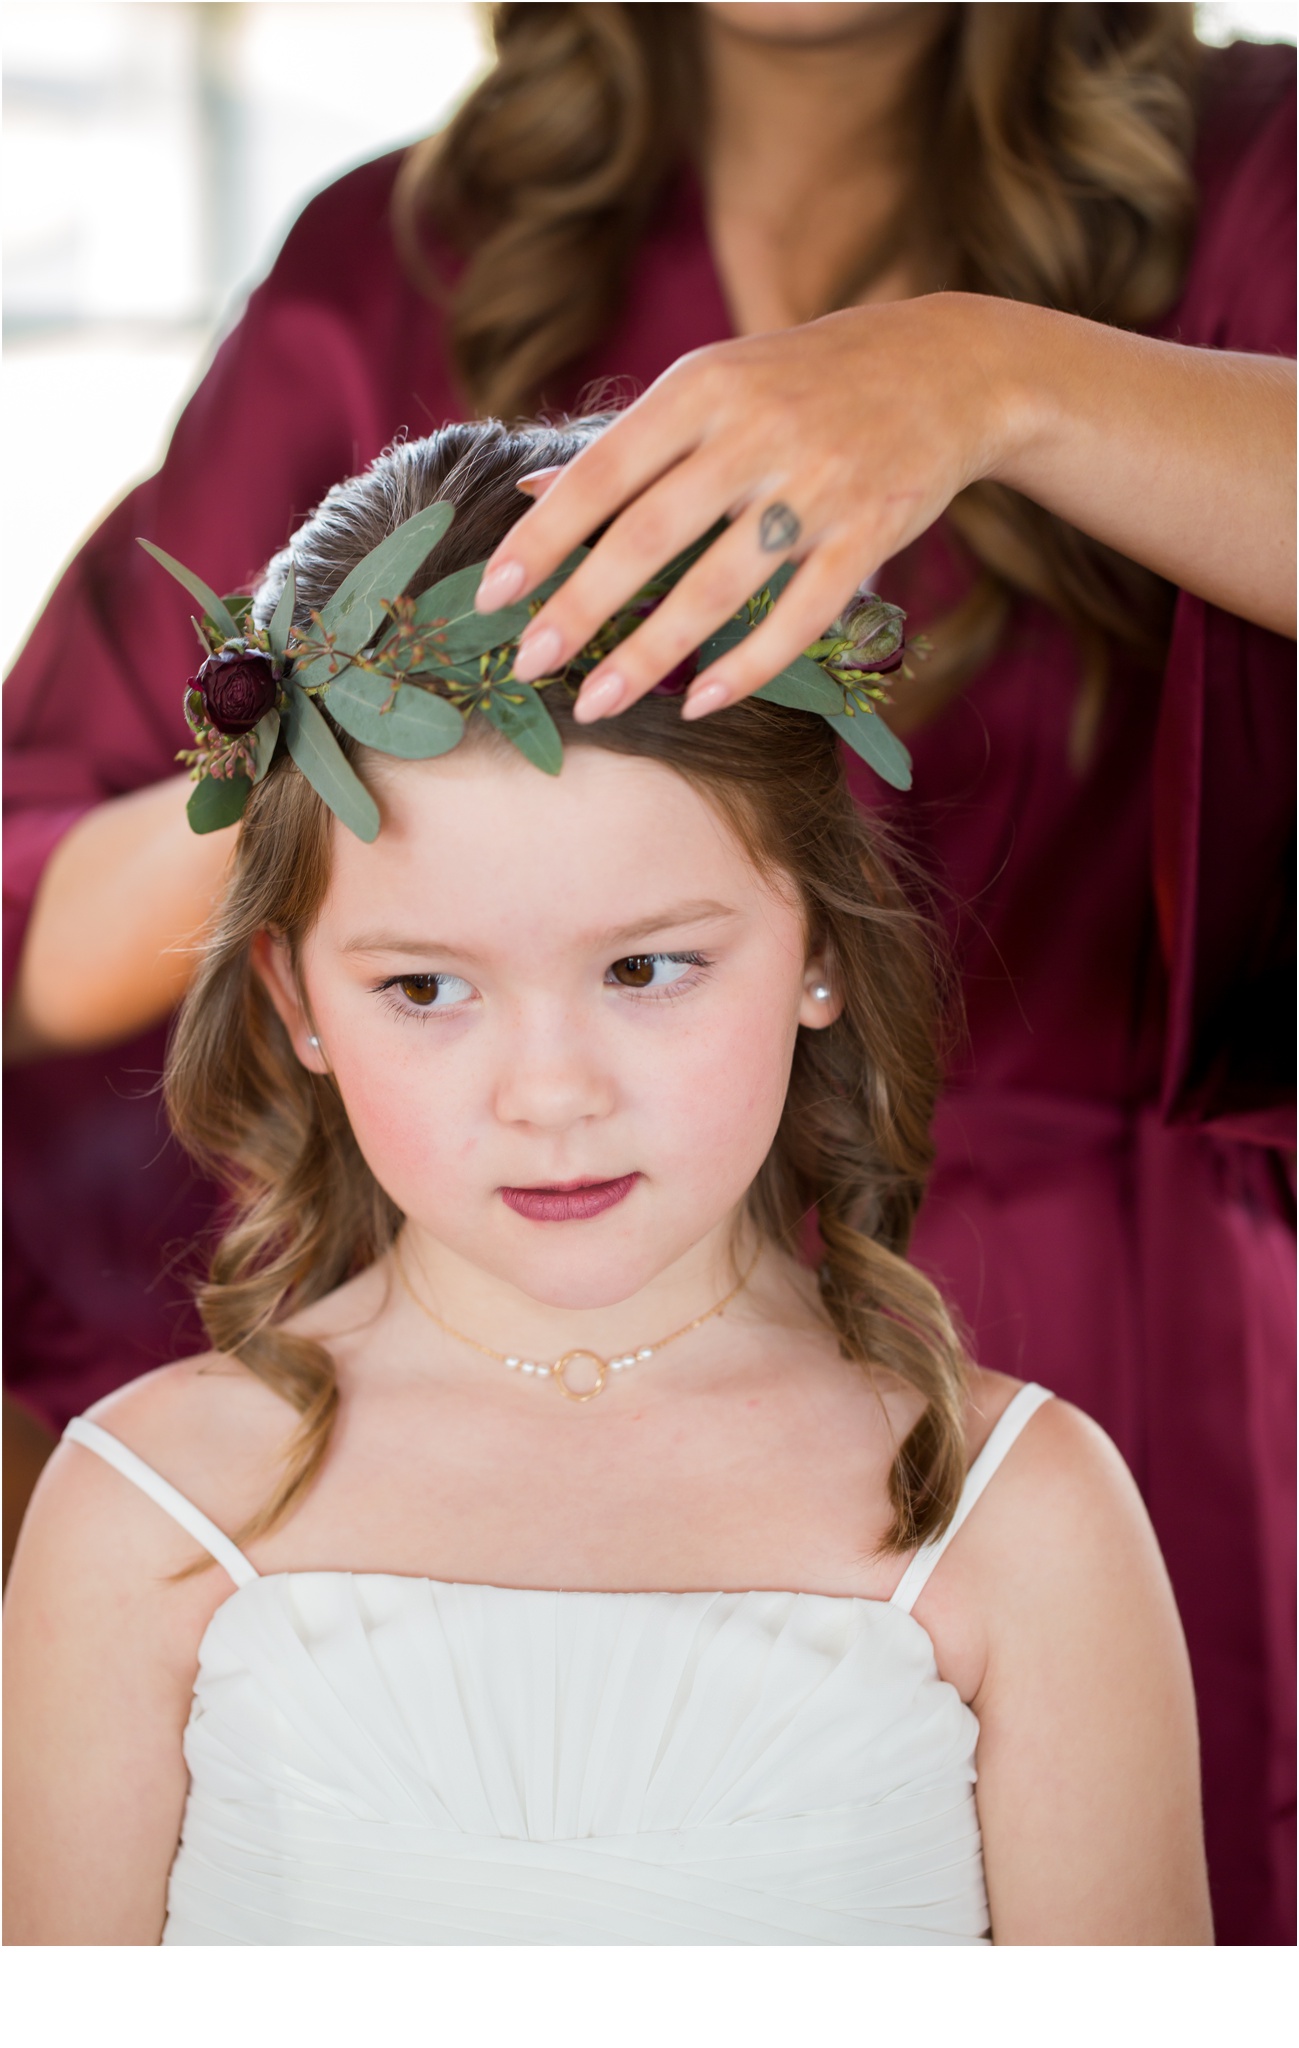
[499,1174,639,1223]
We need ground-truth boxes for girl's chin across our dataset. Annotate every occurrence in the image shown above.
[482,1255,675,1316]
[412,1227,699,1316]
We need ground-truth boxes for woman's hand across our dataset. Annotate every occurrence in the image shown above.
[479,294,1009,722]
[476,292,1296,722]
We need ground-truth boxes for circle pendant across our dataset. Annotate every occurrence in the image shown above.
[553,1350,608,1403]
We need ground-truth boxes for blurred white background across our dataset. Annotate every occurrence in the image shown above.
[3,1,488,668]
[3,0,1294,669]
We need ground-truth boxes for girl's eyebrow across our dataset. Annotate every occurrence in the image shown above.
[341,901,739,961]
[594,900,739,947]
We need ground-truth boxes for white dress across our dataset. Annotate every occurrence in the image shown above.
[64,1382,1051,1945]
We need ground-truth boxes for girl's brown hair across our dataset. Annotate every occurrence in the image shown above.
[166,421,969,1555]
[394,3,1199,731]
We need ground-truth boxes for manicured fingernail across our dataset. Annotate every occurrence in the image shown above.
[682,679,732,720]
[516,468,561,498]
[574,672,627,723]
[476,559,526,612]
[514,625,563,681]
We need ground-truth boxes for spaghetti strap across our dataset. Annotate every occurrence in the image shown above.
[890,1383,1054,1615]
[63,1416,259,1589]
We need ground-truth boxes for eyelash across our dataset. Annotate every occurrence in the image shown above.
[605,951,710,1000]
[373,952,712,1021]
[374,973,472,1023]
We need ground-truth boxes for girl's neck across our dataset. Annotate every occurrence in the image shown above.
[395,1214,765,1380]
[698,5,951,330]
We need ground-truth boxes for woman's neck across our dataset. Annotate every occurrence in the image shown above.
[699,4,951,331]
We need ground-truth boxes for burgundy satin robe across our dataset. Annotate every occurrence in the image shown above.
[4,41,1294,1943]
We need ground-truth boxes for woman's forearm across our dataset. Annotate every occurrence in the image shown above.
[988,296,1296,638]
[4,776,237,1062]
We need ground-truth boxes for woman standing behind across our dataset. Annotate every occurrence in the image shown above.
[3,5,1293,1940]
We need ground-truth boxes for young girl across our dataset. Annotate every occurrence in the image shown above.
[4,422,1210,1946]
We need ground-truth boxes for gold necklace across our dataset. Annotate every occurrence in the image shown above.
[393,1240,760,1405]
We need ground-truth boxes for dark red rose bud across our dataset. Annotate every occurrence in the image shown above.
[192,650,277,735]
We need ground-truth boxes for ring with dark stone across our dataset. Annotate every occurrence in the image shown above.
[758,501,801,552]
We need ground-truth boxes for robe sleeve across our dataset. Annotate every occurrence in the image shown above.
[2,151,424,1003]
[1153,50,1296,1146]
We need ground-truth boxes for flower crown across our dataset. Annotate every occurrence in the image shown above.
[139,503,916,842]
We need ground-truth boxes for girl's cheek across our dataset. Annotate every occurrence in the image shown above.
[326,1036,478,1187]
[634,996,798,1173]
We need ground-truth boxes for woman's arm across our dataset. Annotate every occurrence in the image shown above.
[2,1440,209,1943]
[930,1399,1213,1945]
[477,293,1295,719]
[3,776,237,1061]
[3,158,418,1064]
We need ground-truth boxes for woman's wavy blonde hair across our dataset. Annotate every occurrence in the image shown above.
[394,2,1201,746]
[166,422,969,1557]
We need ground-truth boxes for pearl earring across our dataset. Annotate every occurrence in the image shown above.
[812,985,831,1002]
[307,1035,321,1049]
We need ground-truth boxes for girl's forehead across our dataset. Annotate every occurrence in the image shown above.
[319,746,798,948]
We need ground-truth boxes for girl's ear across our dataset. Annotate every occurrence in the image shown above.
[797,957,843,1031]
[251,931,330,1073]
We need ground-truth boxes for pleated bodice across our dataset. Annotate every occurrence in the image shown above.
[165,1574,987,1945]
[65,1383,1052,1944]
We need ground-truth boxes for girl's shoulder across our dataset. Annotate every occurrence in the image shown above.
[83,1353,295,1519]
[959,1368,1148,1561]
[7,1357,292,1707]
[922,1369,1169,1694]
[31,1356,294,1595]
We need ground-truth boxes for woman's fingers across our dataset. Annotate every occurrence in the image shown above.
[476,380,704,612]
[569,500,816,718]
[681,543,875,719]
[514,469,563,499]
[512,448,744,686]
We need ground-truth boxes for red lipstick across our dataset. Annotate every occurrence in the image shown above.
[500,1174,639,1223]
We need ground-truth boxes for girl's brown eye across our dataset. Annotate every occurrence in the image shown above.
[611,957,655,988]
[399,976,438,1006]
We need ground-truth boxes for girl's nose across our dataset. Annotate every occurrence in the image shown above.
[492,1017,617,1131]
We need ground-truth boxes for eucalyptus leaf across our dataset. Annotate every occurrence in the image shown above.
[317,500,455,657]
[249,707,280,783]
[289,651,340,694]
[407,549,597,659]
[283,684,381,840]
[409,563,533,660]
[405,546,592,663]
[138,539,239,641]
[480,683,563,775]
[754,655,843,715]
[267,565,295,665]
[437,605,535,662]
[826,705,913,791]
[186,770,251,833]
[408,561,486,630]
[695,618,748,668]
[326,669,466,759]
[223,594,256,630]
